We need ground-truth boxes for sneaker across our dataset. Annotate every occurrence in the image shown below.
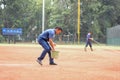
[36,59,42,65]
[50,63,57,65]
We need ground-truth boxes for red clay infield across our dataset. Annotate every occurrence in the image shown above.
[0,45,120,80]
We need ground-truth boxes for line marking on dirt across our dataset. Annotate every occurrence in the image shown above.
[0,63,33,67]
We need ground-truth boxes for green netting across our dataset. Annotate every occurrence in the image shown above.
[107,25,120,46]
[107,38,120,46]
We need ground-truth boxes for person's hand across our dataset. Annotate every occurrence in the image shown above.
[90,38,94,40]
[51,48,55,52]
[53,43,56,46]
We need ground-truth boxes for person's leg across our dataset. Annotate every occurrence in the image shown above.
[46,42,57,65]
[85,41,89,51]
[88,42,93,51]
[38,39,51,61]
[48,51,57,65]
[38,50,48,60]
[48,51,54,63]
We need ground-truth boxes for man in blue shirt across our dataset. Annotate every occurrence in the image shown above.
[37,27,62,65]
[84,32,93,51]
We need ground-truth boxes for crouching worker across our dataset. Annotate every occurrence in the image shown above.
[37,27,62,65]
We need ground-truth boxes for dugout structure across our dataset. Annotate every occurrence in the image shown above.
[2,28,22,44]
[107,25,120,46]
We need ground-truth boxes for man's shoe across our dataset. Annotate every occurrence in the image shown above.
[50,63,57,65]
[36,59,42,65]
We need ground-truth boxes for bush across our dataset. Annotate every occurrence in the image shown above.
[0,35,5,43]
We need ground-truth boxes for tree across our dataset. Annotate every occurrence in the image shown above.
[0,0,120,43]
[0,0,43,41]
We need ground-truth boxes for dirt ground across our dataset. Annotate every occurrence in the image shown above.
[0,45,120,80]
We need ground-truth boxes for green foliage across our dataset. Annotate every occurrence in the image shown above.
[0,0,120,42]
[0,35,5,42]
[81,0,120,42]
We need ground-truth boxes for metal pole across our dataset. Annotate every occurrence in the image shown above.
[42,0,45,32]
[77,0,80,44]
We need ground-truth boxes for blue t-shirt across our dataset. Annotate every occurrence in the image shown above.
[38,29,55,41]
[86,33,91,41]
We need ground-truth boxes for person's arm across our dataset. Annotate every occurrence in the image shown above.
[89,34,93,41]
[89,38,94,41]
[49,38,55,51]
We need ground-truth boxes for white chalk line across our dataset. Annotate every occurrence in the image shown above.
[0,63,34,67]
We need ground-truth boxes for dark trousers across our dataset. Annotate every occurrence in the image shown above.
[38,38,54,64]
[85,41,92,47]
